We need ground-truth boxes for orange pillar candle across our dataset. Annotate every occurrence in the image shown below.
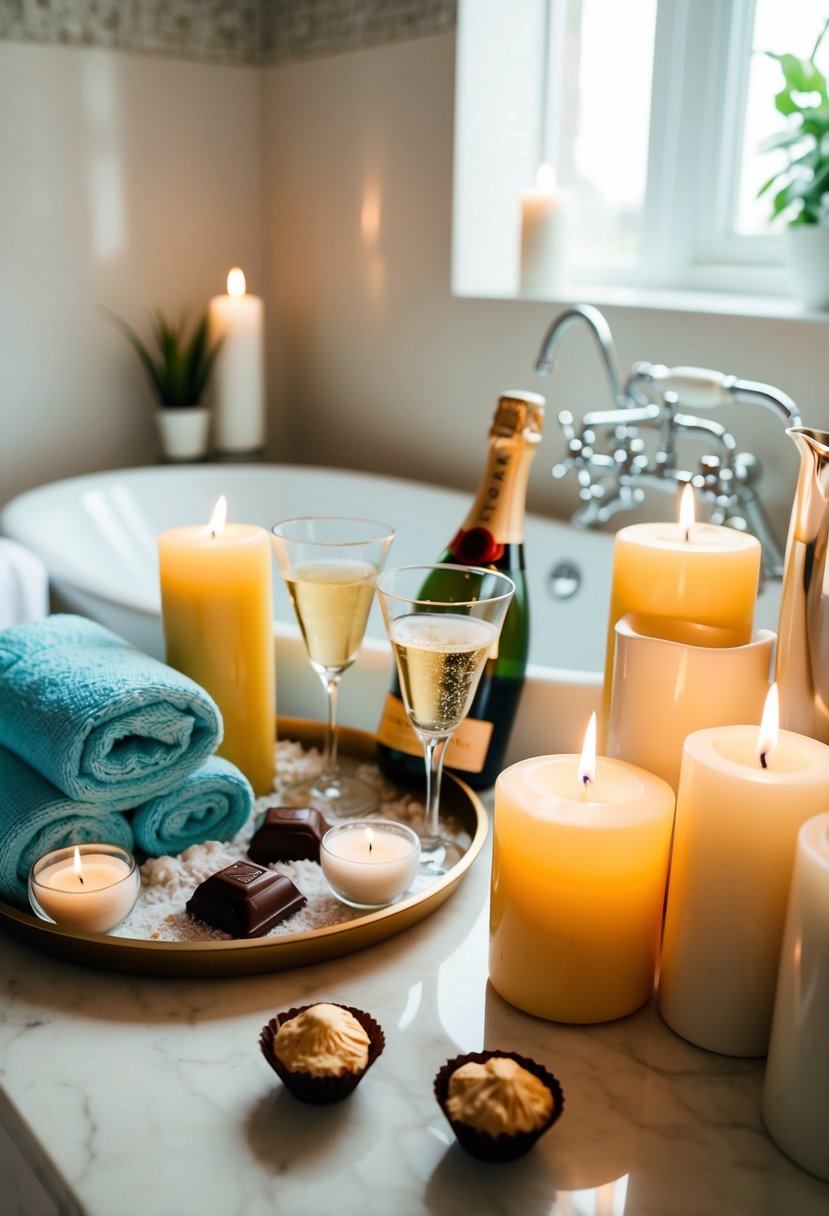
[158,497,275,795]
[490,714,675,1023]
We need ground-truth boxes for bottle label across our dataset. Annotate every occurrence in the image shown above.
[376,693,494,774]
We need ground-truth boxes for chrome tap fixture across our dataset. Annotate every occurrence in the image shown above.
[535,306,802,578]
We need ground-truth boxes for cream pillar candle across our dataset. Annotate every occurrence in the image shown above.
[208,267,265,454]
[601,486,761,743]
[519,163,572,294]
[158,496,275,795]
[763,813,829,1181]
[606,614,775,790]
[490,716,675,1023]
[658,687,829,1056]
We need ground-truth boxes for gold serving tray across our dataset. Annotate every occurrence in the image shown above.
[0,718,488,978]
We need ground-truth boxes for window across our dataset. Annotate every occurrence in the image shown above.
[453,0,829,301]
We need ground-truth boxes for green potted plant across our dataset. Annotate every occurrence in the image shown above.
[758,17,829,307]
[107,308,223,460]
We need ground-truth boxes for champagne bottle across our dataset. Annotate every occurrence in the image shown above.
[376,390,544,788]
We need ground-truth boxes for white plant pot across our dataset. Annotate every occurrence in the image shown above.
[785,226,829,311]
[155,407,211,462]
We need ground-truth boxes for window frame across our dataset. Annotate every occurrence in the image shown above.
[452,0,792,302]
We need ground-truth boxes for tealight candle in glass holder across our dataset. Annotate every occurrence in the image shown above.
[320,821,421,907]
[29,843,140,934]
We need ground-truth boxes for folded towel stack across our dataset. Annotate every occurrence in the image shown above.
[0,614,222,807]
[0,615,256,907]
[0,745,135,907]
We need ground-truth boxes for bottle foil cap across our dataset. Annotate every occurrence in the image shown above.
[492,391,545,439]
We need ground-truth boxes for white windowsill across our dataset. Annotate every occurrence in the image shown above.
[455,282,829,323]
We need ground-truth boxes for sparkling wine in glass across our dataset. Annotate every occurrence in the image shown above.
[376,564,515,872]
[271,516,395,817]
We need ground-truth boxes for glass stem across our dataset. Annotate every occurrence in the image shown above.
[423,734,450,838]
[318,672,342,782]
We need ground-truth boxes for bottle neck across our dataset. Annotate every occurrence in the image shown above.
[464,435,537,541]
[449,434,538,563]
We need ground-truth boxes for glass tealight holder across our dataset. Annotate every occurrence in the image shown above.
[320,820,421,908]
[28,843,140,935]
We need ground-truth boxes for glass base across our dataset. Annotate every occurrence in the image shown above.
[416,834,464,878]
[281,771,380,819]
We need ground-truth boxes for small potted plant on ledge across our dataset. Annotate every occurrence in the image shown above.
[107,308,223,461]
[758,17,829,309]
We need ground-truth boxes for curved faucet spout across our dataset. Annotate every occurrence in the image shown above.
[534,305,625,405]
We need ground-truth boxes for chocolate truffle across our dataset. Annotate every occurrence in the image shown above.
[434,1050,564,1162]
[186,861,306,938]
[248,806,331,864]
[259,1003,385,1103]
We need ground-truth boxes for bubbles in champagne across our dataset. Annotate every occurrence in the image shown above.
[285,559,377,671]
[390,613,498,734]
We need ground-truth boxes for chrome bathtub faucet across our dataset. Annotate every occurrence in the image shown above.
[534,306,802,580]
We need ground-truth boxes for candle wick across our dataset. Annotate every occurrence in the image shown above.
[581,774,591,787]
[368,840,373,853]
[760,751,768,770]
[211,530,216,541]
[78,873,84,885]
[684,527,691,544]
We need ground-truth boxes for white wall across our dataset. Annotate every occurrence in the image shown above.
[263,32,829,545]
[2,31,827,554]
[0,41,265,506]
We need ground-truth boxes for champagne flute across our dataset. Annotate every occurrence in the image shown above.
[271,515,395,817]
[375,564,515,873]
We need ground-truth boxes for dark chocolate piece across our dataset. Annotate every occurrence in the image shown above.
[248,806,331,864]
[186,861,306,938]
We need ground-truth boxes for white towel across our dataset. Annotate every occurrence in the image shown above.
[0,539,49,630]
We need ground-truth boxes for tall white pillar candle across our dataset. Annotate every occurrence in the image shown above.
[763,812,829,1180]
[208,267,266,454]
[659,690,829,1056]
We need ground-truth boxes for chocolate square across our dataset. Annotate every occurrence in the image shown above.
[248,806,331,864]
[186,861,306,938]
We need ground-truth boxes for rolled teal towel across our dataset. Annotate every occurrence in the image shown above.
[0,614,222,810]
[131,755,254,857]
[0,744,135,906]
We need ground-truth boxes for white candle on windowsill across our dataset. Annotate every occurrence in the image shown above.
[519,163,572,295]
[208,267,266,454]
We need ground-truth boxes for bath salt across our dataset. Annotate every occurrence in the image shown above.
[115,737,439,942]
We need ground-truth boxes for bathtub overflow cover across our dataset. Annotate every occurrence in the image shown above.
[548,560,581,601]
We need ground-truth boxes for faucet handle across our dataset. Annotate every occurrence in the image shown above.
[636,364,737,410]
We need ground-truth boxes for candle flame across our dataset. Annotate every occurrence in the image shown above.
[679,483,695,541]
[536,162,556,192]
[366,827,374,855]
[207,495,227,539]
[757,683,779,769]
[73,846,85,885]
[578,712,597,789]
[226,267,246,297]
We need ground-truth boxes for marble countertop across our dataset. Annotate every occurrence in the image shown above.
[2,821,828,1216]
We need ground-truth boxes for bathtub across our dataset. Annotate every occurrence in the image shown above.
[0,463,781,762]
